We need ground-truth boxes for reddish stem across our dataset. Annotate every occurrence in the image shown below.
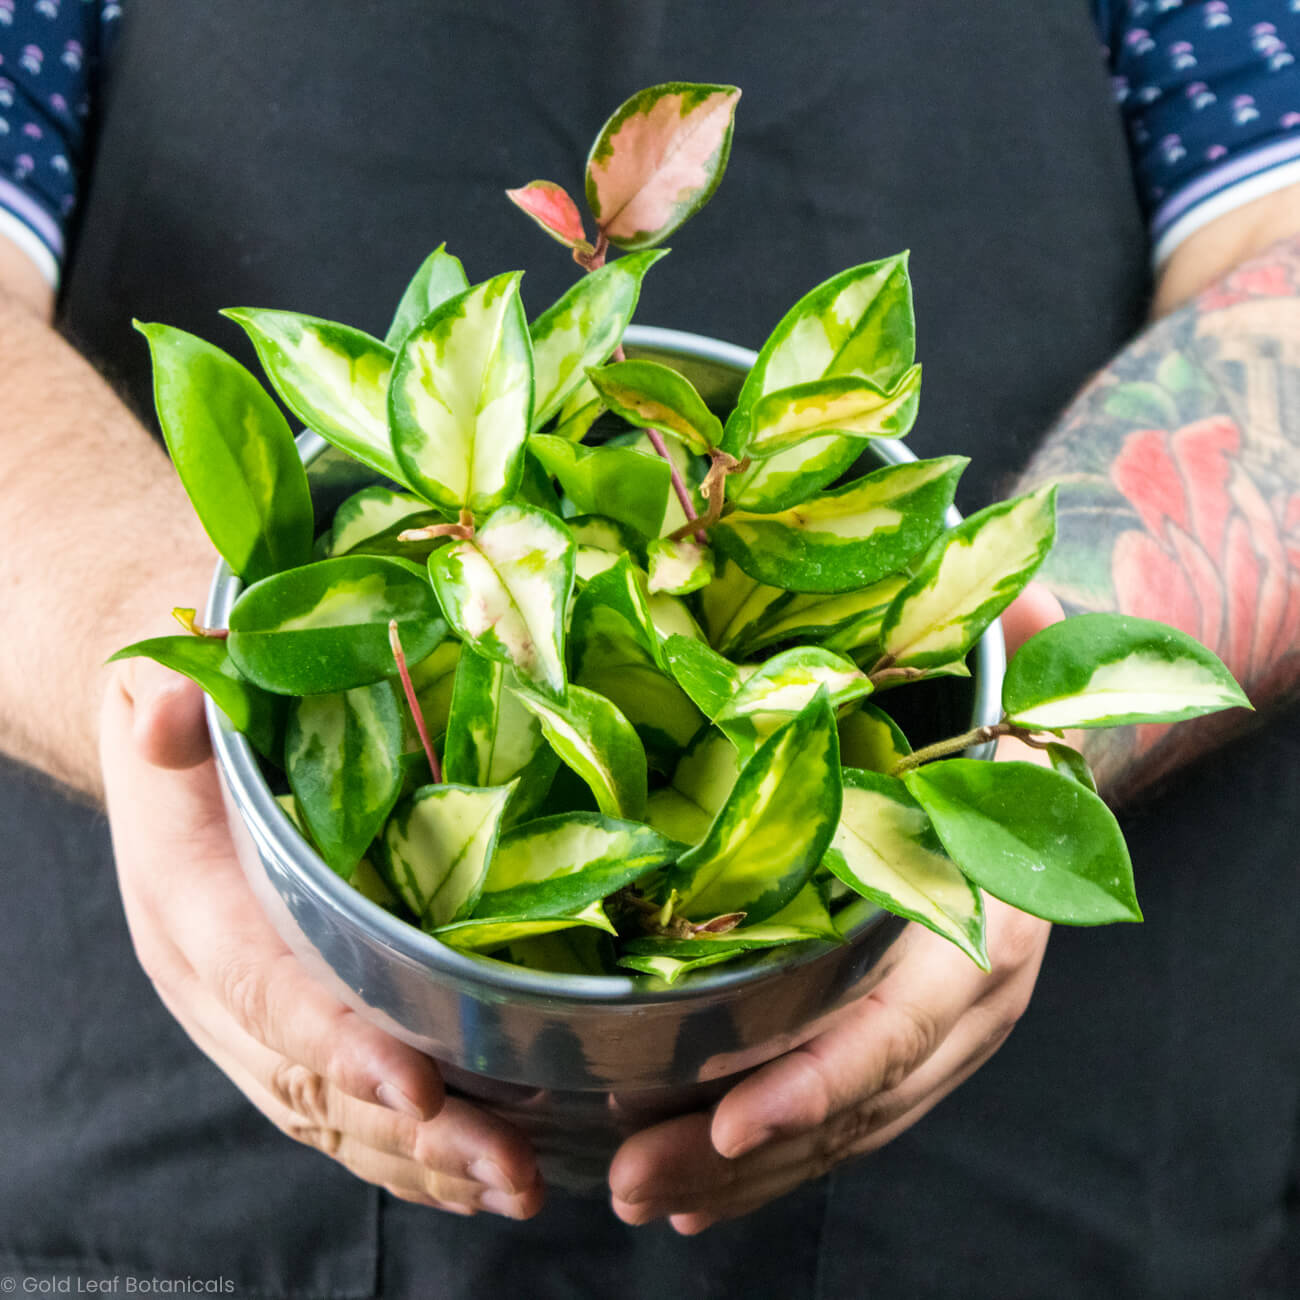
[388,619,442,784]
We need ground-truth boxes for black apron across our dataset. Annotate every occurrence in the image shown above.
[2,2,1295,1296]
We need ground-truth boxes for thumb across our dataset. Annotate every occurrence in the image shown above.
[114,657,212,771]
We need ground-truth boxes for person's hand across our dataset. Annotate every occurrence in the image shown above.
[608,585,1066,1233]
[100,658,544,1219]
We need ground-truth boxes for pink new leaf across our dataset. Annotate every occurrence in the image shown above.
[585,82,740,251]
[506,180,592,252]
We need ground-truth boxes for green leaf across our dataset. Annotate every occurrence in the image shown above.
[326,484,437,557]
[904,759,1141,925]
[221,308,405,487]
[428,503,575,700]
[696,556,789,654]
[106,634,280,758]
[389,273,533,513]
[135,322,313,583]
[384,243,470,347]
[382,783,515,927]
[714,646,872,760]
[475,813,682,919]
[529,251,667,427]
[227,554,446,695]
[645,728,742,842]
[1045,743,1098,793]
[552,378,604,442]
[739,573,908,657]
[712,456,965,594]
[727,254,916,453]
[879,484,1057,670]
[569,554,663,665]
[585,82,741,250]
[1001,612,1250,730]
[515,683,647,821]
[668,691,842,923]
[825,768,987,967]
[286,682,405,877]
[646,537,714,595]
[586,358,723,454]
[661,634,743,718]
[442,645,558,823]
[837,702,911,773]
[528,434,671,538]
[433,899,615,952]
[745,366,922,459]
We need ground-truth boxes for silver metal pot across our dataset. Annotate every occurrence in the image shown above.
[205,326,1006,1193]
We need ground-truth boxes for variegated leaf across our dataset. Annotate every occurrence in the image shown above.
[904,759,1141,926]
[433,899,615,952]
[552,378,604,442]
[326,485,437,557]
[475,813,682,919]
[645,728,743,843]
[516,683,647,820]
[714,646,872,760]
[738,573,908,658]
[585,82,741,250]
[879,484,1057,670]
[106,635,280,759]
[727,254,916,448]
[428,504,574,700]
[648,591,705,644]
[135,322,314,584]
[528,434,670,538]
[825,768,987,967]
[228,555,446,695]
[385,243,470,347]
[442,645,559,823]
[505,179,590,251]
[286,681,405,878]
[507,928,612,975]
[586,358,722,454]
[389,273,533,513]
[1002,612,1249,730]
[617,945,748,982]
[667,691,841,923]
[382,782,515,927]
[529,251,666,427]
[222,308,405,486]
[697,555,789,654]
[726,431,865,515]
[569,554,663,663]
[837,702,911,773]
[647,537,714,594]
[746,365,922,459]
[712,456,965,594]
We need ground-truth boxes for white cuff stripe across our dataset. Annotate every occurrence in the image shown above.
[0,206,60,288]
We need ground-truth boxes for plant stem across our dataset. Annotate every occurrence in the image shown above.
[890,723,1007,775]
[388,619,442,783]
[171,607,228,639]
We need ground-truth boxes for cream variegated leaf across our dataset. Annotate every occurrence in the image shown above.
[390,273,533,513]
[836,702,911,773]
[382,782,515,927]
[825,768,987,967]
[433,900,615,952]
[879,484,1057,670]
[385,244,470,348]
[586,358,722,454]
[647,537,714,595]
[428,504,574,700]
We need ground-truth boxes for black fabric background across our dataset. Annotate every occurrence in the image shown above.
[0,1,1292,1296]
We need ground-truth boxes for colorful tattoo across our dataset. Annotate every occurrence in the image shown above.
[1020,235,1300,794]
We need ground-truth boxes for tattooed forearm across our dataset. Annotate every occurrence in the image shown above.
[1019,234,1300,796]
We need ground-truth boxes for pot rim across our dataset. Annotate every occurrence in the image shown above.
[205,325,1006,1008]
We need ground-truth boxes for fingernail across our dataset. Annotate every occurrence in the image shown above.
[723,1126,773,1158]
[468,1159,516,1193]
[375,1081,425,1120]
[481,1189,529,1219]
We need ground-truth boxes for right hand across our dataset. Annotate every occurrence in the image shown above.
[100,657,544,1219]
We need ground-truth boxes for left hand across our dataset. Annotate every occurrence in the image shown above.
[608,893,1049,1233]
[608,584,1063,1233]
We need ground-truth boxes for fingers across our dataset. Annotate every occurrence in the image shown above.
[115,657,212,770]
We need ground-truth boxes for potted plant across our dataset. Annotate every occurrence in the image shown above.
[111,83,1248,1189]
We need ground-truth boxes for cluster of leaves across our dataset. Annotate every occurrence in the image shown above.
[113,83,1250,985]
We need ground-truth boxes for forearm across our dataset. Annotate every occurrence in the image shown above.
[1018,229,1300,795]
[0,246,213,797]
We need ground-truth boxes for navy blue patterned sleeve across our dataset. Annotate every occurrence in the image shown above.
[0,0,119,286]
[1095,0,1300,264]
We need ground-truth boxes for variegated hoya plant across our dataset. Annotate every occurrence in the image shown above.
[114,83,1250,984]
